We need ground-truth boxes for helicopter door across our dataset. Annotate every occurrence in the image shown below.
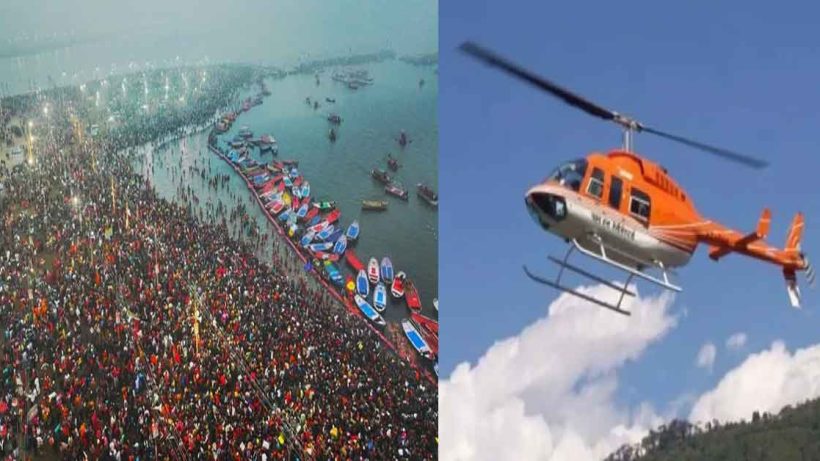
[608,176,623,211]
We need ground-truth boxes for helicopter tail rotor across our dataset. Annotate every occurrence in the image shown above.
[459,40,769,169]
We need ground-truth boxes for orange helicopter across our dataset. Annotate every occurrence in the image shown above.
[461,42,815,315]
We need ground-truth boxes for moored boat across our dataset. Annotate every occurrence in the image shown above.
[385,184,409,200]
[324,263,344,286]
[401,319,432,359]
[391,271,406,298]
[314,201,336,211]
[296,203,309,219]
[380,257,394,282]
[356,270,369,296]
[346,250,365,272]
[371,168,391,185]
[354,295,385,326]
[300,230,316,247]
[316,224,336,240]
[333,236,347,255]
[308,241,333,252]
[417,183,438,207]
[345,220,360,241]
[405,279,421,311]
[411,312,439,336]
[302,207,319,222]
[361,200,388,211]
[325,209,341,224]
[367,258,380,284]
[373,283,387,312]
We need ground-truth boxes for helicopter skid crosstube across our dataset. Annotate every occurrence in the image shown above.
[525,238,681,315]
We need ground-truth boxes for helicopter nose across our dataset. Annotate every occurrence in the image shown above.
[526,190,568,228]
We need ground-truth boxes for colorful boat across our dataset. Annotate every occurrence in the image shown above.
[314,201,336,211]
[417,183,438,207]
[391,271,406,298]
[371,168,391,185]
[356,270,369,296]
[402,319,432,359]
[411,312,439,336]
[405,279,421,311]
[354,295,385,326]
[333,236,347,255]
[307,215,321,227]
[346,220,360,241]
[316,224,336,240]
[278,209,291,222]
[367,258,380,284]
[239,126,252,138]
[289,168,299,178]
[301,182,310,197]
[302,207,319,222]
[325,209,341,224]
[308,220,329,233]
[346,250,365,272]
[296,203,309,219]
[283,177,293,188]
[300,230,316,247]
[325,263,344,286]
[308,242,333,252]
[380,257,394,283]
[314,251,340,262]
[374,283,387,312]
[270,200,285,214]
[327,229,343,243]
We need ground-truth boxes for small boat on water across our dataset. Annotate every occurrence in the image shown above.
[411,312,439,335]
[314,251,340,262]
[371,168,391,185]
[239,126,253,138]
[405,279,421,311]
[325,209,341,224]
[300,230,316,247]
[270,200,285,214]
[373,283,387,312]
[278,209,292,222]
[314,201,336,211]
[302,207,319,222]
[325,97,336,103]
[289,168,299,179]
[380,257,394,282]
[327,113,342,125]
[385,184,409,200]
[346,250,365,272]
[397,130,409,147]
[301,182,310,197]
[417,183,438,207]
[296,203,309,219]
[325,263,344,286]
[327,229,344,243]
[402,319,432,359]
[307,216,321,227]
[356,270,369,296]
[308,241,333,252]
[283,177,293,188]
[355,295,386,326]
[362,200,388,211]
[391,271,406,298]
[346,220,360,241]
[333,236,348,255]
[316,224,336,240]
[329,128,337,142]
[388,157,399,171]
[367,258,380,284]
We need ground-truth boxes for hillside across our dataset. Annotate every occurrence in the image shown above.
[605,398,820,461]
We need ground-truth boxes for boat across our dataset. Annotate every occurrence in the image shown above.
[385,184,409,200]
[325,209,341,224]
[328,113,342,125]
[325,97,336,103]
[296,203,309,219]
[316,225,336,240]
[270,200,285,214]
[411,312,439,336]
[388,157,399,171]
[367,258,380,284]
[397,130,409,147]
[371,168,391,185]
[354,295,385,326]
[379,257,394,282]
[239,126,253,138]
[290,168,300,179]
[329,128,337,142]
[292,196,301,211]
[345,220,360,241]
[333,236,347,255]
[405,279,421,311]
[307,216,321,227]
[300,230,316,247]
[417,183,438,207]
[373,283,387,312]
[356,270,369,296]
[278,209,292,222]
[302,207,319,222]
[361,200,388,211]
[325,263,344,286]
[314,251,340,262]
[277,181,285,192]
[346,250,365,272]
[391,271,406,298]
[433,298,438,312]
[283,177,293,188]
[401,319,432,359]
[327,229,344,243]
[308,242,333,252]
[314,201,336,211]
[301,182,310,198]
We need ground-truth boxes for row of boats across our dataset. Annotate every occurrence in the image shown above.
[371,168,438,207]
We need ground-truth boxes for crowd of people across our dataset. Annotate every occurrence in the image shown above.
[0,65,437,460]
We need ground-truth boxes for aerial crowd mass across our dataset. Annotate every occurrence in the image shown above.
[0,63,437,459]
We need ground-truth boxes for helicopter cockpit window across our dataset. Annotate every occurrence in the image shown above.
[548,159,587,192]
[586,168,605,199]
[629,188,651,223]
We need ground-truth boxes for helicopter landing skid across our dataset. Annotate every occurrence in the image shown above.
[524,239,681,316]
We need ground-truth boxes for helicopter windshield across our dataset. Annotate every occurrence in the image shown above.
[547,159,587,192]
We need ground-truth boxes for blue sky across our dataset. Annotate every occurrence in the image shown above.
[440,0,820,416]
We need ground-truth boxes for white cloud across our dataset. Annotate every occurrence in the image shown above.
[725,332,747,351]
[439,284,677,461]
[696,342,717,371]
[690,341,820,423]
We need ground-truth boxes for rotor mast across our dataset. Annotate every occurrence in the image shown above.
[614,113,641,152]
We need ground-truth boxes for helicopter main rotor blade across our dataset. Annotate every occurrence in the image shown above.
[459,41,616,122]
[640,126,768,169]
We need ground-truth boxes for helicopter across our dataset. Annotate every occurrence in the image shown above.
[460,41,815,315]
